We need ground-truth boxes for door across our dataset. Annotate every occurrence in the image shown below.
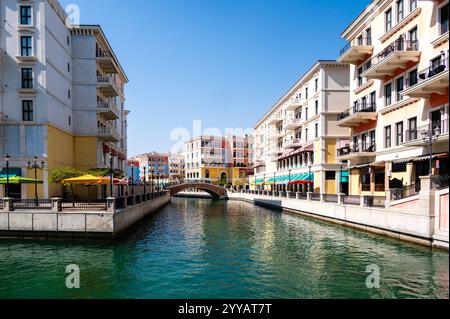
[431,110,442,136]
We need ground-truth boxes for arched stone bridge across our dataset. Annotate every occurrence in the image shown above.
[168,182,228,199]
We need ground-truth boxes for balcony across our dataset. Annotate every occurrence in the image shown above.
[336,144,376,161]
[338,38,374,65]
[268,113,284,125]
[284,139,303,149]
[96,51,118,74]
[97,101,120,120]
[98,126,119,142]
[337,102,377,127]
[403,119,449,147]
[268,147,284,156]
[97,76,120,97]
[402,57,449,98]
[285,98,303,111]
[284,118,303,130]
[361,38,421,79]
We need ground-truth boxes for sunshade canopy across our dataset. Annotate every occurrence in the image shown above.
[62,174,109,185]
[0,176,43,184]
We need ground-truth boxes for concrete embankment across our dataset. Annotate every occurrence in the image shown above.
[0,194,171,240]
[228,192,448,250]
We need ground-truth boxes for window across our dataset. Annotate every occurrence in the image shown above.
[68,116,71,126]
[362,174,371,192]
[21,68,33,89]
[325,171,336,180]
[20,6,32,25]
[68,89,71,99]
[315,123,319,138]
[385,125,392,148]
[393,163,407,172]
[305,107,309,120]
[370,130,376,150]
[357,36,363,45]
[366,28,372,45]
[408,69,418,87]
[410,0,417,11]
[358,67,364,86]
[68,63,70,72]
[431,56,442,70]
[67,36,70,46]
[20,36,32,57]
[305,87,309,100]
[22,100,33,121]
[409,27,418,47]
[396,76,404,101]
[315,100,319,114]
[396,121,404,145]
[407,117,417,141]
[397,0,404,22]
[385,83,392,106]
[361,132,368,150]
[385,8,393,32]
[370,91,376,109]
[375,172,385,192]
[315,79,319,92]
[440,3,449,35]
[305,128,309,141]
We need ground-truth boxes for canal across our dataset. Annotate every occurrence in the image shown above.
[0,198,448,299]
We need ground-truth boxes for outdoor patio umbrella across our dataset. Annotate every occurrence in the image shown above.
[0,176,43,184]
[62,174,108,185]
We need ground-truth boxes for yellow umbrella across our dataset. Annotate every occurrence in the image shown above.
[62,174,109,185]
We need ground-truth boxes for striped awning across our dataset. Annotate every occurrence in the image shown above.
[393,153,448,164]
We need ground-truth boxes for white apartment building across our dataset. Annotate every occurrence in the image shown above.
[253,61,350,194]
[337,0,449,197]
[184,135,254,186]
[0,0,129,199]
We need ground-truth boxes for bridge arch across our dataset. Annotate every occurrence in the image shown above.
[168,183,228,199]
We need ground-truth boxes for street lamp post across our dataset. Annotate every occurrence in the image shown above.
[143,166,147,195]
[109,152,114,198]
[308,165,312,193]
[4,154,10,198]
[131,161,135,195]
[27,156,45,205]
[288,169,291,192]
[422,124,441,176]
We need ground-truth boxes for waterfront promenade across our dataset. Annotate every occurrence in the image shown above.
[229,176,449,249]
[0,191,170,239]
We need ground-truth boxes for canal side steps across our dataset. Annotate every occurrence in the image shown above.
[0,191,171,240]
[229,176,449,250]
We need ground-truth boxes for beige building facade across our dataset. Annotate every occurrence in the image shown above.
[337,0,449,197]
[253,61,350,194]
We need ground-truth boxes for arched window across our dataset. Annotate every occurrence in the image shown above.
[205,170,210,179]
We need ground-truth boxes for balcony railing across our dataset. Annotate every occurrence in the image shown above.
[96,50,113,58]
[97,76,121,96]
[337,102,377,121]
[337,143,376,157]
[431,174,449,190]
[98,126,120,142]
[339,37,373,57]
[390,183,421,201]
[405,119,449,143]
[97,101,120,119]
[369,38,418,67]
[405,56,449,89]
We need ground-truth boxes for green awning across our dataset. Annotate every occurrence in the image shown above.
[340,171,349,183]
[0,168,21,179]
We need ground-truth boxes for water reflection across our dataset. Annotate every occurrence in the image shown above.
[0,198,448,299]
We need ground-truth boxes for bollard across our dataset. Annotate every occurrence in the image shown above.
[50,198,62,212]
[3,198,14,212]
[106,197,116,213]
[307,192,313,201]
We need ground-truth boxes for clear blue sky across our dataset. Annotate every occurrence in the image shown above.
[61,0,369,156]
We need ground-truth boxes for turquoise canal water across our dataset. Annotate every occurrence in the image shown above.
[0,198,448,299]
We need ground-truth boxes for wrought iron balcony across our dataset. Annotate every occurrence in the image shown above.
[337,102,377,127]
[338,37,374,65]
[337,143,376,160]
[402,57,449,98]
[361,38,420,79]
[404,119,449,146]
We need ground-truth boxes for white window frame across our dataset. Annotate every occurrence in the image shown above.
[18,4,34,27]
[394,74,406,103]
[437,0,449,36]
[18,33,34,57]
[384,80,393,107]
